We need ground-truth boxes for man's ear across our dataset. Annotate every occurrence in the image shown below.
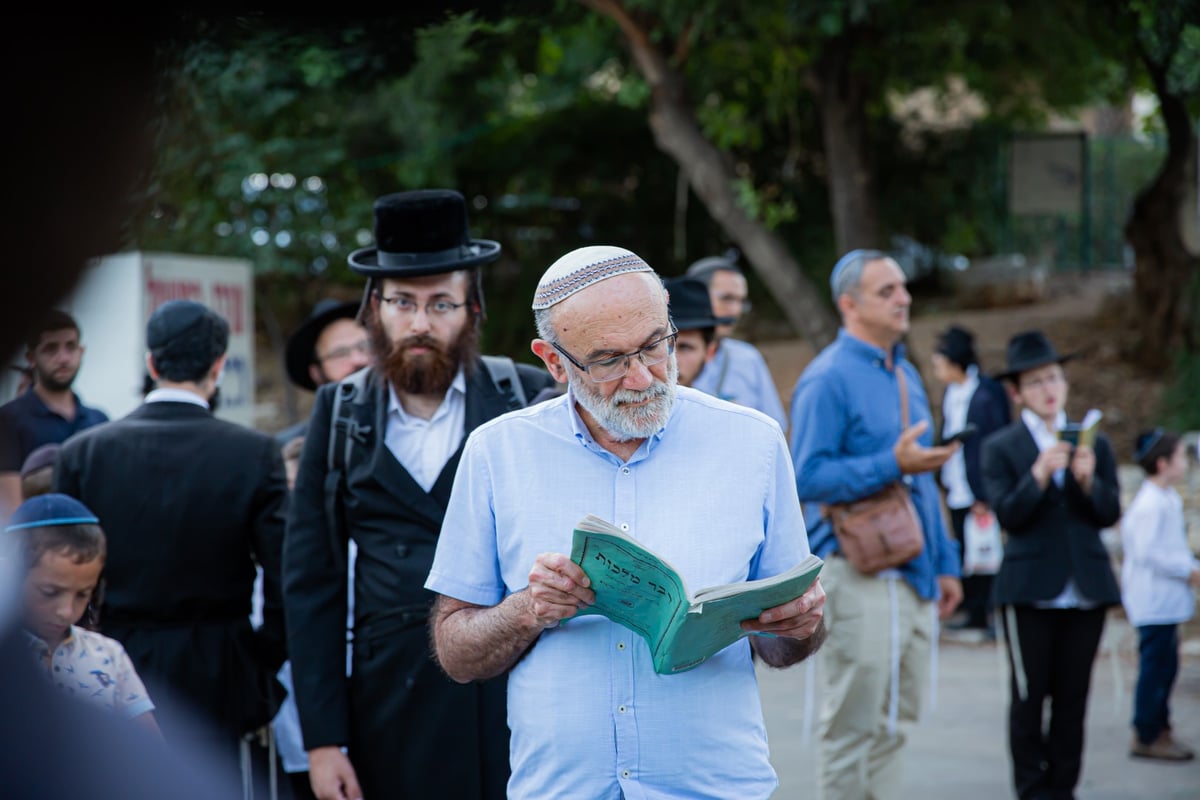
[1005,382,1021,406]
[704,340,719,363]
[309,363,324,386]
[836,292,856,319]
[531,339,568,383]
[210,353,228,384]
[145,352,160,381]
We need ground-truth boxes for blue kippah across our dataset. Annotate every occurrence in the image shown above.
[5,493,99,532]
[829,249,878,299]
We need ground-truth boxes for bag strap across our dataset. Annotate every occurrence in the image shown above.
[323,368,371,572]
[481,354,527,410]
[895,363,910,429]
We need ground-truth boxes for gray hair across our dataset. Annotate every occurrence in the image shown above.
[830,249,889,302]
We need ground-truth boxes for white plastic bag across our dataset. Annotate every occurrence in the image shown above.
[963,510,1003,575]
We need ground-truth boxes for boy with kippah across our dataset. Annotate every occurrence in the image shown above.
[9,493,159,734]
[1121,429,1200,761]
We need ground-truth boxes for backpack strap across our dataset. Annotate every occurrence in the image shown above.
[481,355,527,410]
[323,368,371,572]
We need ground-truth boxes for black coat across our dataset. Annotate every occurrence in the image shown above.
[962,374,1011,503]
[54,400,289,738]
[981,421,1121,607]
[283,359,555,799]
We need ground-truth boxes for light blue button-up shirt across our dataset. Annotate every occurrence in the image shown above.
[427,385,810,800]
[692,337,788,431]
[788,330,959,600]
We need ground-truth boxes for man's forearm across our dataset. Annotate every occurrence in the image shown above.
[752,619,827,668]
[430,590,547,683]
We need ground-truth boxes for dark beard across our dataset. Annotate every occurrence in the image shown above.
[35,367,77,393]
[367,310,479,396]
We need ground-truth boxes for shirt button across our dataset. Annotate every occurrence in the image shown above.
[618,705,626,713]
[622,770,631,779]
[617,642,626,650]
[620,523,629,531]
[621,467,630,474]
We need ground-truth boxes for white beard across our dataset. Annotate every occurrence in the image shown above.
[569,356,678,441]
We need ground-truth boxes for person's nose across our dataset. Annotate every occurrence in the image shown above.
[407,306,433,335]
[621,356,654,391]
[348,344,370,370]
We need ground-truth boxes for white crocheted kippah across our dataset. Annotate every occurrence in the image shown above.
[532,245,655,310]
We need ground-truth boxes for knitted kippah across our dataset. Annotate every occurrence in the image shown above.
[532,246,654,310]
[5,493,99,532]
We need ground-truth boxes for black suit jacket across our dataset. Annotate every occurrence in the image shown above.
[981,420,1121,607]
[283,358,555,751]
[963,374,1011,503]
[54,400,288,735]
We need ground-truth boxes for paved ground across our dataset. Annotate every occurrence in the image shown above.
[758,613,1200,799]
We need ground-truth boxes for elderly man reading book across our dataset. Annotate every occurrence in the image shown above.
[426,245,826,800]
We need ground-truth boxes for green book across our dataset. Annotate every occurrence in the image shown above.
[569,514,823,675]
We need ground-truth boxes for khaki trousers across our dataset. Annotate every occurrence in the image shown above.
[818,556,934,800]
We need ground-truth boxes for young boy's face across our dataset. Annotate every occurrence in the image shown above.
[1159,441,1189,485]
[23,549,102,647]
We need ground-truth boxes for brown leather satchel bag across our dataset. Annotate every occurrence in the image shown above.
[825,367,925,574]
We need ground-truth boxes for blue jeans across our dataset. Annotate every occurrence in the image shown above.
[1133,623,1179,744]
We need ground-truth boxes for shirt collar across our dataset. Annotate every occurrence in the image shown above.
[145,387,209,409]
[837,328,907,367]
[23,388,83,419]
[1021,407,1067,445]
[23,624,76,656]
[387,368,467,424]
[945,364,980,401]
[564,383,670,463]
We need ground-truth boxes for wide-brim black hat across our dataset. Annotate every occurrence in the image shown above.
[347,189,501,277]
[664,276,735,331]
[995,329,1076,382]
[285,299,361,391]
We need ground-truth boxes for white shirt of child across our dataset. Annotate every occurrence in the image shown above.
[26,625,155,719]
[1120,479,1199,627]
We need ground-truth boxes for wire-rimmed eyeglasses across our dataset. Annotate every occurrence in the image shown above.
[552,328,678,383]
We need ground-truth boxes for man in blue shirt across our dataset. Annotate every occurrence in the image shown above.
[789,249,962,800]
[685,254,788,431]
[0,310,107,512]
[427,245,826,800]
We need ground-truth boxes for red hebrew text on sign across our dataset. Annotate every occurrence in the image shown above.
[212,283,245,334]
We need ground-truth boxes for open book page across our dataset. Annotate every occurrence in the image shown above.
[663,555,824,673]
[570,514,823,674]
[1059,409,1102,448]
[570,515,689,656]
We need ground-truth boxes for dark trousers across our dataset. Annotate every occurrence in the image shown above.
[951,507,995,628]
[1001,605,1106,800]
[1133,623,1179,745]
[349,624,509,800]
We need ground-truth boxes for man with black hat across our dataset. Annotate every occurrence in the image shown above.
[930,324,1011,637]
[53,299,289,779]
[685,253,787,430]
[277,299,371,446]
[663,276,731,388]
[981,330,1121,800]
[283,189,556,800]
[272,298,369,799]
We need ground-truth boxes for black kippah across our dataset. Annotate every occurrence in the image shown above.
[146,301,229,381]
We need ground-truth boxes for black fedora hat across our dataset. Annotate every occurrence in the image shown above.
[347,189,501,277]
[664,277,734,331]
[996,330,1075,382]
[285,299,361,391]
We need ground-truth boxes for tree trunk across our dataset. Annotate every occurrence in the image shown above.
[582,0,839,350]
[810,35,883,253]
[1124,67,1200,367]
